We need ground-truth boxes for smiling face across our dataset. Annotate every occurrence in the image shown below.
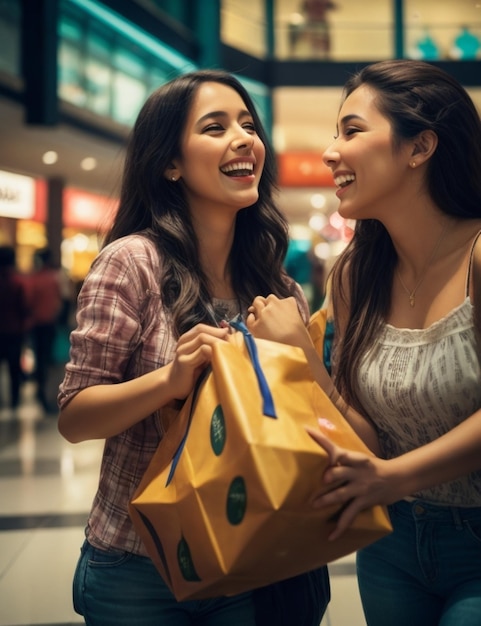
[322,85,415,221]
[171,81,266,218]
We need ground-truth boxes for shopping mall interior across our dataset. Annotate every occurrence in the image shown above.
[0,1,480,625]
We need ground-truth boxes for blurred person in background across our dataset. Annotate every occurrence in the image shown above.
[309,254,327,311]
[28,247,62,414]
[57,263,76,331]
[0,245,30,412]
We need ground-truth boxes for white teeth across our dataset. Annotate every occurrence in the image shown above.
[334,174,356,187]
[221,162,254,173]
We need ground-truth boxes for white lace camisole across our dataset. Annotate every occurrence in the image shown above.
[355,275,481,507]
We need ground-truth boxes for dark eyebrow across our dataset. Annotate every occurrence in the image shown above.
[339,114,366,125]
[335,113,365,135]
[196,109,252,125]
[197,110,224,123]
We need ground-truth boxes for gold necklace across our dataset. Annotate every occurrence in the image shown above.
[396,223,448,308]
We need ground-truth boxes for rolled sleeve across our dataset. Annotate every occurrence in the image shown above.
[58,235,170,409]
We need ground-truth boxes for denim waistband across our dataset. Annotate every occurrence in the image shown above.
[389,499,481,526]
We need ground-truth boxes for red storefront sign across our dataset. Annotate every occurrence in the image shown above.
[277,152,335,187]
[63,187,118,230]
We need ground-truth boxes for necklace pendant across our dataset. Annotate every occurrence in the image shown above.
[409,294,415,307]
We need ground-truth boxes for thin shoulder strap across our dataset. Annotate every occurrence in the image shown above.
[468,230,481,333]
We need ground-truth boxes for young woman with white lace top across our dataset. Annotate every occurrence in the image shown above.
[247,59,481,626]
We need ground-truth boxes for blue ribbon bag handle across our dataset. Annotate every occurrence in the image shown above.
[229,318,276,419]
[165,367,209,486]
[166,319,277,485]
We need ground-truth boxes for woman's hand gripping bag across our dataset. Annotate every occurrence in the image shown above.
[129,320,392,601]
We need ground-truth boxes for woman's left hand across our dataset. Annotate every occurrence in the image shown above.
[247,294,311,348]
[306,421,401,540]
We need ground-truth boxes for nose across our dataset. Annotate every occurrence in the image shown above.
[322,141,340,169]
[231,128,254,151]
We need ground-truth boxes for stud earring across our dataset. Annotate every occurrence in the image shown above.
[410,161,416,168]
[170,176,177,182]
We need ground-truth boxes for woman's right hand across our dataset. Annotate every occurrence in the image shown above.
[167,323,230,400]
[59,323,230,443]
[306,422,397,540]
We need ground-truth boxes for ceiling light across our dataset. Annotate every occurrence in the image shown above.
[80,157,98,171]
[329,211,344,229]
[309,213,327,231]
[310,193,326,209]
[313,242,331,260]
[42,150,58,165]
[290,224,312,240]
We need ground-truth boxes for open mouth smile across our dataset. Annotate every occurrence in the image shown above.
[334,174,355,188]
[220,162,254,177]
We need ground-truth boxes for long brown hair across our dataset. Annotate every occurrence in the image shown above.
[103,69,296,337]
[330,59,481,411]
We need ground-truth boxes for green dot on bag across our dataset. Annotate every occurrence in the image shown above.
[210,405,226,456]
[226,476,247,525]
[177,537,201,582]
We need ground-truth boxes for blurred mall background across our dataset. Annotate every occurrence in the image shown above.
[0,2,480,625]
[1,0,480,307]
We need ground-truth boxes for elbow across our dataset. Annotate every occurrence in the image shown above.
[57,391,88,443]
[58,409,85,444]
[58,417,78,443]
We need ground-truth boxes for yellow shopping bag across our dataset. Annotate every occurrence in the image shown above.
[129,320,391,601]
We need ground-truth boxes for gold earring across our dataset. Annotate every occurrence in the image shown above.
[410,161,416,168]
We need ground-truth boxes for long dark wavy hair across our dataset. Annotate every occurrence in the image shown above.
[329,59,481,412]
[103,69,296,337]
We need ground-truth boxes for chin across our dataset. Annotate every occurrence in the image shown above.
[337,206,354,220]
[236,192,259,208]
[337,202,366,221]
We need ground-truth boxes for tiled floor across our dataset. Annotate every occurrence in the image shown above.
[0,369,367,626]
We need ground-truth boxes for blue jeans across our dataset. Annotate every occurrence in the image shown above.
[73,539,329,625]
[357,499,481,626]
[73,539,256,625]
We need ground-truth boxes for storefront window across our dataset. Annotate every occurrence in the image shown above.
[61,228,100,283]
[58,12,86,106]
[112,72,147,126]
[0,0,21,76]
[59,42,87,106]
[58,0,195,128]
[404,0,481,60]
[84,57,111,116]
[275,0,394,61]
[84,29,112,116]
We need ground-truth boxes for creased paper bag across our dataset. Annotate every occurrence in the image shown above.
[129,320,391,600]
